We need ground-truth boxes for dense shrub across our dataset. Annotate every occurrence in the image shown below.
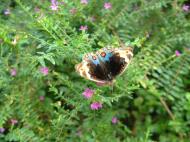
[0,0,190,141]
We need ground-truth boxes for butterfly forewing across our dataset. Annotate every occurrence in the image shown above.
[75,53,108,83]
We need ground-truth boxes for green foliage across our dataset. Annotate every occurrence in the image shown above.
[0,0,190,141]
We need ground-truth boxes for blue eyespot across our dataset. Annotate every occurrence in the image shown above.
[99,51,112,61]
[89,55,99,65]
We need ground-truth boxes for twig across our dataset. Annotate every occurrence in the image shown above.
[159,97,175,120]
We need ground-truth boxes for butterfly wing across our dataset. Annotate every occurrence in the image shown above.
[75,53,110,84]
[75,47,133,84]
[108,47,133,77]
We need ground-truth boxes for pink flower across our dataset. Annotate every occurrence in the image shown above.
[70,8,77,14]
[81,0,88,4]
[0,128,5,133]
[104,2,112,10]
[10,69,17,76]
[40,67,49,75]
[59,2,65,5]
[34,7,40,13]
[50,0,58,11]
[76,129,82,137]
[4,9,11,15]
[0,38,3,44]
[82,88,94,99]
[90,102,102,110]
[175,50,181,56]
[39,96,45,101]
[112,117,118,124]
[79,25,88,31]
[182,4,190,12]
[11,119,18,125]
[50,5,58,11]
[88,16,96,22]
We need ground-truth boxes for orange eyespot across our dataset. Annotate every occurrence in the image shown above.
[100,52,106,57]
[92,56,97,60]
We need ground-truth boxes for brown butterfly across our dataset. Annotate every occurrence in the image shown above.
[75,46,133,85]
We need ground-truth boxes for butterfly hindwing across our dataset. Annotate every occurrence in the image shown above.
[75,46,133,84]
[95,47,133,78]
[75,53,107,83]
[109,47,133,76]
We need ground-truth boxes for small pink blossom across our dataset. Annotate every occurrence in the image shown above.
[81,0,88,4]
[79,25,88,31]
[51,0,58,5]
[34,7,40,13]
[82,88,94,99]
[39,96,45,101]
[76,129,82,137]
[70,8,77,14]
[0,38,3,44]
[10,69,17,76]
[175,50,181,56]
[88,16,96,22]
[0,128,5,133]
[40,67,49,75]
[104,2,112,10]
[90,102,102,110]
[59,2,65,5]
[50,0,58,11]
[11,119,18,125]
[4,9,11,15]
[112,117,118,124]
[182,4,190,12]
[50,5,58,11]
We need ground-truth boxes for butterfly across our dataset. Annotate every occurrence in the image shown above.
[75,46,133,85]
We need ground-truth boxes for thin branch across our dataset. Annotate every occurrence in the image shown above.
[159,97,175,120]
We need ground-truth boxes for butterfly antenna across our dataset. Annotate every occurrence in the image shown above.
[111,80,115,94]
[111,83,113,94]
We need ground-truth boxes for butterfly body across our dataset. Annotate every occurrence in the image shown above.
[75,47,133,84]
